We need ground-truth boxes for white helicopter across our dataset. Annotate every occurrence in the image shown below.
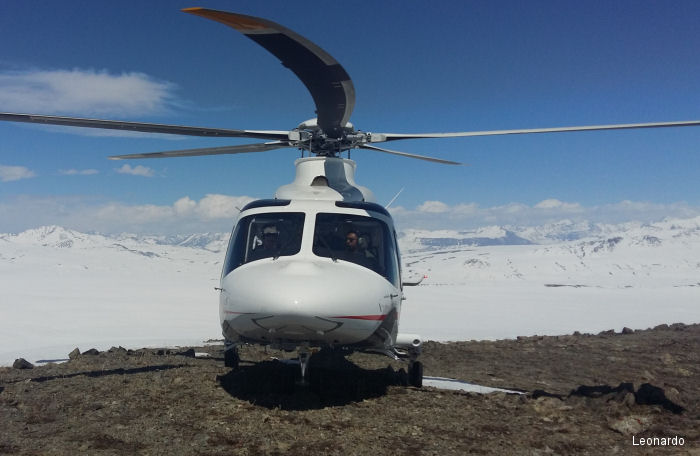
[2,8,700,388]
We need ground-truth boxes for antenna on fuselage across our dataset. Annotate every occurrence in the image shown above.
[386,187,405,209]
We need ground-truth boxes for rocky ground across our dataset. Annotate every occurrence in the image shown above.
[1,323,699,455]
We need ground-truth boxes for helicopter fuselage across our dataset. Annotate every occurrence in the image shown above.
[218,157,407,352]
[219,197,402,351]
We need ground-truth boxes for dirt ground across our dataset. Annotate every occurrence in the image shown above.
[1,323,698,455]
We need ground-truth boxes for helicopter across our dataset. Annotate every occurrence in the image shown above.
[2,8,700,388]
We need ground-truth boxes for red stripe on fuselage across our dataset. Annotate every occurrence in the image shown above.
[332,314,387,321]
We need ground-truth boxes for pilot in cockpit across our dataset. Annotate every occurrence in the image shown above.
[249,224,280,261]
[345,230,360,253]
[343,229,377,270]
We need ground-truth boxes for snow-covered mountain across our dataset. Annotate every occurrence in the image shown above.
[1,217,698,365]
[398,226,532,251]
[5,215,699,254]
[400,216,700,287]
[399,216,700,250]
[0,226,229,252]
[2,217,699,292]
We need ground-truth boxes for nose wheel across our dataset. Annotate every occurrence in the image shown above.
[408,360,423,388]
[392,343,424,388]
[298,346,311,385]
[224,341,240,369]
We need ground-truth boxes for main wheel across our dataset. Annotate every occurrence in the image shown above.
[408,361,423,388]
[224,348,239,369]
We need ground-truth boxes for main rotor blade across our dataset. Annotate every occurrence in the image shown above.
[373,120,700,142]
[0,112,290,140]
[359,144,463,165]
[183,8,355,139]
[109,141,292,160]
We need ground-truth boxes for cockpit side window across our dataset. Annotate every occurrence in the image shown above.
[312,213,399,286]
[222,212,305,276]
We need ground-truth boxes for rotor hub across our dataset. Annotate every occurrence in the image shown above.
[292,118,366,157]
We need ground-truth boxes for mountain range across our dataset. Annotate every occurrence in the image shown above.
[5,215,699,251]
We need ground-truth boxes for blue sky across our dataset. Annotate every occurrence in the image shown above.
[1,0,699,234]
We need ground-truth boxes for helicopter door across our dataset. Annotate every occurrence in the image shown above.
[222,212,305,277]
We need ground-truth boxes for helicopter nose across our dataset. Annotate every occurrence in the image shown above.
[220,259,397,344]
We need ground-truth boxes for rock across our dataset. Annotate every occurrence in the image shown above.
[13,358,34,369]
[68,348,81,359]
[621,327,634,334]
[676,367,692,377]
[607,415,651,435]
[670,323,686,331]
[664,386,683,407]
[622,392,636,408]
[82,348,100,356]
[178,348,196,358]
[532,396,564,414]
[640,369,656,382]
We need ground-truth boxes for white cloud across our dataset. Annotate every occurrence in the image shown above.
[452,203,478,215]
[417,200,449,213]
[196,194,249,219]
[491,202,528,214]
[0,165,36,182]
[95,203,174,224]
[172,194,251,219]
[1,193,699,235]
[59,169,99,176]
[390,199,700,231]
[534,198,582,211]
[0,68,177,117]
[115,164,155,177]
[174,196,197,216]
[0,194,256,235]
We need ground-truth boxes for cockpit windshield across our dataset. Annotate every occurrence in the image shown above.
[312,213,399,286]
[222,212,305,276]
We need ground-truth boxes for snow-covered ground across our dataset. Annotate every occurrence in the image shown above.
[1,218,699,366]
[0,227,224,365]
[399,218,700,340]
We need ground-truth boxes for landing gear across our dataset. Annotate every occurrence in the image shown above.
[391,342,423,388]
[391,352,424,388]
[408,360,423,388]
[224,341,239,369]
[297,345,311,385]
[391,332,424,388]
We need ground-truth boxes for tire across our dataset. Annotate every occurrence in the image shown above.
[224,348,239,369]
[408,361,423,388]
